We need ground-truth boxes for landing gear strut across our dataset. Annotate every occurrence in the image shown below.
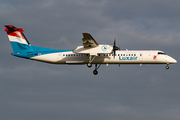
[166,64,169,69]
[87,55,96,68]
[93,64,101,75]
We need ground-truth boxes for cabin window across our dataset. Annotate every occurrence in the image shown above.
[134,54,136,56]
[140,54,142,56]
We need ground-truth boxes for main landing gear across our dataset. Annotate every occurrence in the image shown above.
[87,55,96,68]
[87,55,101,75]
[87,62,92,68]
[87,63,99,75]
[93,64,101,75]
[87,62,101,75]
[93,69,98,75]
[166,64,169,69]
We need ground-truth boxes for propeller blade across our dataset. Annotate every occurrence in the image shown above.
[113,50,116,58]
[114,38,116,46]
[112,38,120,58]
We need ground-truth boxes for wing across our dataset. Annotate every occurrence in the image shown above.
[82,33,99,48]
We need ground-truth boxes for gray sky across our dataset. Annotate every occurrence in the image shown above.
[0,0,180,120]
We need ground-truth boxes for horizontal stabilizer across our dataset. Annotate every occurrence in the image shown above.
[5,25,22,32]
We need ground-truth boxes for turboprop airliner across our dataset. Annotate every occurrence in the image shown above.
[4,25,177,75]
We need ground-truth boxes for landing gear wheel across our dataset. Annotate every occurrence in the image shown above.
[166,65,169,69]
[87,63,92,68]
[93,70,98,75]
[93,64,101,75]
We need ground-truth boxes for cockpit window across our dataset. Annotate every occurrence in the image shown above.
[158,52,166,55]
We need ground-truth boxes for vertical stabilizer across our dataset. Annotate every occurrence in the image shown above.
[4,25,33,54]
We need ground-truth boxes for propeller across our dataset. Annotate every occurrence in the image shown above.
[112,38,120,58]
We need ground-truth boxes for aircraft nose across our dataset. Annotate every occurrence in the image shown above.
[170,57,177,63]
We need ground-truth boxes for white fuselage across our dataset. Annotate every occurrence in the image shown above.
[30,50,177,65]
[5,25,177,75]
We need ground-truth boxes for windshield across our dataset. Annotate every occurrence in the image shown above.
[158,52,166,55]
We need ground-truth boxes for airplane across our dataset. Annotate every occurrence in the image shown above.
[4,25,177,75]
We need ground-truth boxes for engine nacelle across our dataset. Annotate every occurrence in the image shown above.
[73,44,113,56]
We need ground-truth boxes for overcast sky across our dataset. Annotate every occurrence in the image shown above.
[0,0,180,120]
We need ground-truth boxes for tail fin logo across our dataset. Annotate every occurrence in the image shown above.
[5,25,33,53]
[5,25,30,45]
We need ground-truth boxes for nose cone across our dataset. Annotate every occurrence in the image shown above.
[170,57,177,64]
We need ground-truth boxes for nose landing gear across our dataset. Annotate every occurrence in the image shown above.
[166,64,169,69]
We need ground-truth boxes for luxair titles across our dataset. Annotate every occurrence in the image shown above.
[119,56,138,60]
